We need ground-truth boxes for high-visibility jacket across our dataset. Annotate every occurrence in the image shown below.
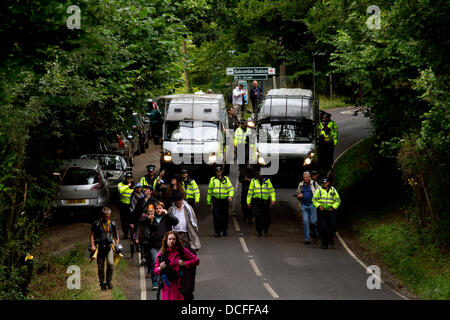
[182,178,200,203]
[118,182,133,204]
[318,121,338,145]
[207,176,234,205]
[312,186,341,210]
[139,175,160,190]
[234,127,252,146]
[247,178,276,205]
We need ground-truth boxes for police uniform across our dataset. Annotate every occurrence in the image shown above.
[207,173,234,237]
[247,175,276,236]
[318,118,338,172]
[118,178,134,238]
[239,165,254,224]
[312,182,341,248]
[91,219,118,287]
[182,177,200,208]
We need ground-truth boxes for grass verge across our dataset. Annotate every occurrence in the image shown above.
[319,95,350,109]
[27,242,128,300]
[333,137,450,300]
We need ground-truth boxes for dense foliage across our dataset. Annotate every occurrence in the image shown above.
[0,0,448,298]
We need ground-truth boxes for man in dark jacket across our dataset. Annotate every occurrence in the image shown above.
[249,80,263,112]
[137,201,178,290]
[239,164,254,225]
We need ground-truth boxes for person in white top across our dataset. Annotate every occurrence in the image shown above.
[232,83,246,120]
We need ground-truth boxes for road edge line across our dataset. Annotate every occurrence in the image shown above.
[333,136,409,301]
[138,252,147,300]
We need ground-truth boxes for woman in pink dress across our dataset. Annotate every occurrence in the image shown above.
[154,231,199,300]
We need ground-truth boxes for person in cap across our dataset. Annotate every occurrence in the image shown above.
[318,113,338,172]
[312,177,341,249]
[247,167,276,236]
[296,171,319,244]
[181,169,200,208]
[207,166,234,237]
[128,182,144,242]
[90,207,120,290]
[117,171,135,239]
[140,165,165,198]
[234,120,252,168]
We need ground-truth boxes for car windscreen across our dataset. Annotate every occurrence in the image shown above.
[258,121,314,143]
[62,168,99,185]
[81,155,124,171]
[165,121,219,141]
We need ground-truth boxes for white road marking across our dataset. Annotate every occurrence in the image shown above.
[336,232,408,300]
[249,259,262,277]
[138,252,147,300]
[239,237,249,253]
[333,137,409,300]
[232,215,241,232]
[263,283,280,299]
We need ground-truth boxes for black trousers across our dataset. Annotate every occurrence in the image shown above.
[252,199,271,234]
[319,141,335,172]
[317,210,337,247]
[186,198,196,209]
[212,198,229,235]
[119,202,130,237]
[241,189,252,220]
[179,233,197,301]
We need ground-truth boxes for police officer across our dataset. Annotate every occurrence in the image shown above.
[312,177,341,249]
[234,120,252,168]
[318,113,338,172]
[207,166,234,237]
[140,165,165,198]
[90,207,120,290]
[181,168,200,208]
[247,167,276,236]
[118,171,134,239]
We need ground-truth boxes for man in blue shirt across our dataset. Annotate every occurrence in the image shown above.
[296,171,319,244]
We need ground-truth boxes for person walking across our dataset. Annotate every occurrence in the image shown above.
[249,80,263,112]
[234,120,252,167]
[239,164,254,225]
[90,207,120,290]
[168,191,201,300]
[318,113,338,173]
[117,171,134,239]
[181,169,200,208]
[312,177,341,249]
[232,83,246,120]
[207,166,234,237]
[140,164,165,198]
[137,202,179,290]
[154,231,199,300]
[128,182,144,245]
[247,168,276,236]
[296,171,319,244]
[164,174,185,205]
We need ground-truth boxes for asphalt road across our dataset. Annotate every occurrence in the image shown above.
[125,107,401,300]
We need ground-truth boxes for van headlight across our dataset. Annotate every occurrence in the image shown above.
[247,121,255,128]
[303,152,315,166]
[163,150,172,162]
[258,156,266,165]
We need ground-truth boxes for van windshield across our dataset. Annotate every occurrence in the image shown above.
[165,121,219,141]
[258,121,313,143]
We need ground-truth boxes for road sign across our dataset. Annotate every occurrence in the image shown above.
[234,75,268,80]
[226,67,276,76]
